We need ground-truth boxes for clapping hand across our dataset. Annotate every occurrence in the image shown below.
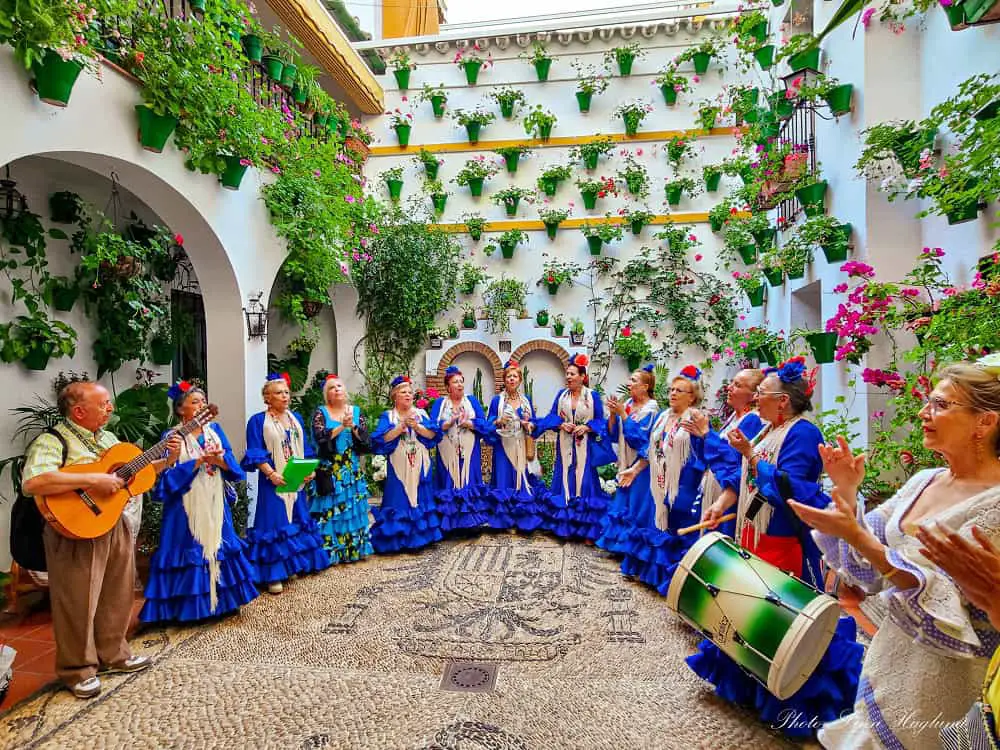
[606,397,625,417]
[681,410,710,438]
[404,416,420,430]
[728,428,752,459]
[560,422,576,434]
[788,487,859,541]
[819,435,866,497]
[201,447,227,468]
[572,423,590,438]
[917,524,1000,627]
[342,411,354,429]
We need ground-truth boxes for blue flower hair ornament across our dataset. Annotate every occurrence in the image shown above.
[266,372,291,387]
[642,363,655,373]
[766,356,817,396]
[445,365,461,377]
[390,375,411,389]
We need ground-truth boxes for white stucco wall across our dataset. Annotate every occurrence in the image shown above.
[363,18,756,409]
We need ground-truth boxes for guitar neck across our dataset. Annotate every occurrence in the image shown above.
[114,409,211,479]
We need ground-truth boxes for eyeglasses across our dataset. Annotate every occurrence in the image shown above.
[754,388,786,398]
[669,387,693,394]
[925,395,971,416]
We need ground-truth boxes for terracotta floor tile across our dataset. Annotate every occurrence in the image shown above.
[15,646,56,675]
[0,671,54,709]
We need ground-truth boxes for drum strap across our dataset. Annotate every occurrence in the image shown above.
[746,470,822,587]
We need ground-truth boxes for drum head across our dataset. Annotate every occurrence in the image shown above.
[768,594,840,699]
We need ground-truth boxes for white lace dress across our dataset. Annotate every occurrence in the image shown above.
[815,469,1000,750]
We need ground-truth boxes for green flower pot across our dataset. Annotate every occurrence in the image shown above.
[763,268,784,287]
[545,283,559,296]
[581,190,598,210]
[583,152,599,170]
[504,198,520,217]
[748,20,769,44]
[534,58,552,81]
[747,286,765,307]
[661,85,678,105]
[806,332,838,364]
[794,180,828,217]
[737,244,757,264]
[22,348,50,371]
[622,113,641,136]
[292,84,308,105]
[538,123,553,141]
[587,236,603,255]
[386,178,403,201]
[692,52,712,75]
[280,63,298,89]
[499,100,515,118]
[393,68,411,90]
[665,184,683,206]
[630,220,645,235]
[32,51,84,107]
[787,47,821,73]
[503,153,520,173]
[262,55,284,82]
[821,223,852,263]
[431,194,447,215]
[553,324,565,336]
[424,161,440,180]
[576,91,593,113]
[626,355,643,371]
[463,60,483,85]
[946,201,980,225]
[540,178,558,197]
[769,92,796,120]
[461,282,477,295]
[468,177,484,197]
[545,222,559,240]
[394,123,411,147]
[463,316,477,328]
[242,34,263,62]
[465,122,482,144]
[704,171,722,192]
[537,310,551,324]
[219,155,249,190]
[500,240,516,259]
[626,175,644,195]
[431,95,447,118]
[135,105,178,153]
[758,345,779,365]
[753,227,777,248]
[824,84,854,116]
[740,87,760,113]
[190,0,207,10]
[974,99,1000,121]
[710,215,724,233]
[617,53,636,76]
[150,338,174,365]
[51,284,80,312]
[753,45,776,71]
[786,264,806,280]
[469,228,483,241]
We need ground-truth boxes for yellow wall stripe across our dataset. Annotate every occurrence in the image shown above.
[432,213,712,231]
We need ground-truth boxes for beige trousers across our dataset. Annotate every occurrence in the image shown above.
[43,518,135,686]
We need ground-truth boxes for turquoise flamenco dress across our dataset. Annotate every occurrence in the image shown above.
[309,405,374,564]
[595,399,659,555]
[429,395,491,533]
[685,418,864,738]
[241,411,331,586]
[369,409,444,553]
[483,392,547,532]
[140,423,258,623]
[533,387,614,540]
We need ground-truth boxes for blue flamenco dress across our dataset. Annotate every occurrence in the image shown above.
[140,423,258,623]
[620,408,706,592]
[685,417,864,738]
[533,387,614,540]
[429,395,491,533]
[595,398,659,555]
[241,411,331,586]
[697,411,765,540]
[309,405,374,564]
[370,409,444,553]
[484,392,547,532]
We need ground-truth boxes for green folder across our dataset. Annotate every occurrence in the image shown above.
[275,457,320,493]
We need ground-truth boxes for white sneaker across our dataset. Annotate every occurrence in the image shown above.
[100,655,152,674]
[267,581,284,594]
[70,676,101,699]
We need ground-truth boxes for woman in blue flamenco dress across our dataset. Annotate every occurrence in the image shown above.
[617,365,707,591]
[242,373,330,594]
[688,357,863,739]
[141,381,258,623]
[370,375,444,552]
[533,353,614,541]
[309,375,373,564]
[684,367,766,541]
[484,359,546,533]
[429,366,490,534]
[595,365,659,556]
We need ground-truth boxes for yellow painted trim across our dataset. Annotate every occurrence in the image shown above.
[369,127,734,156]
[269,0,384,114]
[432,213,711,231]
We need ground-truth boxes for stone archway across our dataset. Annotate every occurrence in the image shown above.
[510,339,572,366]
[428,342,504,395]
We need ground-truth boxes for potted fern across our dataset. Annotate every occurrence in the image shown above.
[491,186,535,218]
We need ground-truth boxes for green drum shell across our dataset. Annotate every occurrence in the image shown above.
[665,531,839,699]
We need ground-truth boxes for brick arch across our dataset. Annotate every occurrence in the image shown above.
[510,339,572,367]
[428,341,504,395]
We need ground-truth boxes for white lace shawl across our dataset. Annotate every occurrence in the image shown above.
[699,411,760,513]
[436,396,476,489]
[387,408,432,508]
[736,416,802,546]
[648,409,692,531]
[557,387,594,500]
[180,424,226,613]
[262,411,305,524]
[496,392,533,491]
[617,398,659,472]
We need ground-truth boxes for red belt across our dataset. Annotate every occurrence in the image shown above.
[741,524,803,578]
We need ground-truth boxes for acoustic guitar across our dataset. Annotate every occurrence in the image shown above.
[37,404,219,540]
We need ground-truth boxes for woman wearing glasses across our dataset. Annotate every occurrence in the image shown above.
[617,366,707,592]
[688,357,863,738]
[788,358,1000,750]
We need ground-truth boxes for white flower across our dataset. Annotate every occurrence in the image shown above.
[600,479,618,495]
[976,353,1000,379]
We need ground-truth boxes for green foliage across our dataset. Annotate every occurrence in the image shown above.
[452,156,501,186]
[482,276,528,335]
[489,86,526,112]
[571,61,610,95]
[523,105,557,138]
[351,206,462,401]
[613,329,654,361]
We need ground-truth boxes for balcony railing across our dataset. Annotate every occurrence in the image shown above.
[776,101,817,228]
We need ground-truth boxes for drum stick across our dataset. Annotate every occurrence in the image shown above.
[677,514,736,536]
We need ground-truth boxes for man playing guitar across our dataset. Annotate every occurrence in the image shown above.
[20,380,180,699]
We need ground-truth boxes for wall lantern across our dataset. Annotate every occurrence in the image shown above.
[243,291,268,340]
[0,165,28,219]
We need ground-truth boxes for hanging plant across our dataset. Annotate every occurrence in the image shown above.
[462,212,488,241]
[613,328,654,371]
[452,156,501,198]
[664,176,698,206]
[417,82,448,118]
[491,228,526,259]
[613,98,654,136]
[538,205,572,240]
[493,145,532,174]
[673,38,725,76]
[570,136,615,170]
[536,163,574,197]
[49,191,82,224]
[386,49,417,90]
[379,165,405,202]
[654,65,691,106]
[459,262,491,294]
[451,106,496,144]
[581,218,624,255]
[413,148,444,180]
[489,86,527,118]
[482,276,528,334]
[571,61,610,113]
[385,106,415,147]
[490,186,536,218]
[523,105,558,141]
[620,206,655,235]
[454,45,492,85]
[617,155,650,198]
[423,179,451,216]
[537,256,583,294]
[732,270,766,308]
[703,164,723,192]
[519,42,553,81]
[576,176,617,210]
[776,34,821,72]
[696,102,721,131]
[603,42,645,76]
[665,135,694,169]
